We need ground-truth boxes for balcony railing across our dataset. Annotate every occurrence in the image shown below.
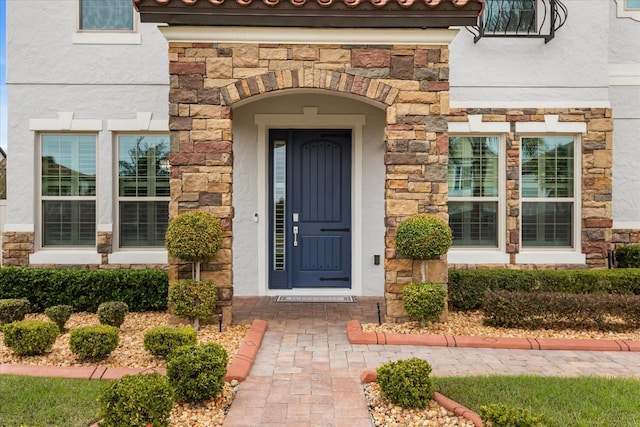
[468,0,568,43]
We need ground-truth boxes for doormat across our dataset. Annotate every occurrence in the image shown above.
[275,296,357,303]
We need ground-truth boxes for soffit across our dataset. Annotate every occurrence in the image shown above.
[133,0,484,28]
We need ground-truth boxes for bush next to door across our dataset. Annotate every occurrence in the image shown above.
[402,282,447,326]
[448,269,640,311]
[143,325,198,358]
[2,320,59,356]
[0,267,167,312]
[98,373,174,427]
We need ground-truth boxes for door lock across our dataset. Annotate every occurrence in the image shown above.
[293,226,299,247]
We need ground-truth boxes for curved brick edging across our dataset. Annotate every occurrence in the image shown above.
[360,369,483,427]
[0,319,267,382]
[346,320,640,352]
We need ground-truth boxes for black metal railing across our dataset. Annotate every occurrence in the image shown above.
[468,0,568,43]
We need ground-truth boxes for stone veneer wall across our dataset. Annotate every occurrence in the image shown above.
[448,107,613,270]
[167,42,453,322]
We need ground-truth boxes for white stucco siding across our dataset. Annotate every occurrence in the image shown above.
[450,1,610,105]
[6,84,169,230]
[6,1,168,86]
[232,93,386,296]
[610,1,640,64]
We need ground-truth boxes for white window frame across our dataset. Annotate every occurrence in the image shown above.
[515,115,585,264]
[448,117,510,264]
[38,133,98,249]
[615,0,640,21]
[73,0,141,45]
[114,133,170,251]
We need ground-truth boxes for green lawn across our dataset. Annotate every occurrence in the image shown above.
[0,375,104,427]
[434,375,640,427]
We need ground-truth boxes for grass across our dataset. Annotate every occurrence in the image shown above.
[0,375,104,427]
[433,375,640,427]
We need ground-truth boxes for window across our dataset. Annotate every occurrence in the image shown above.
[41,134,96,247]
[521,136,575,248]
[80,0,134,31]
[484,0,537,33]
[627,0,640,9]
[118,135,169,248]
[448,136,500,247]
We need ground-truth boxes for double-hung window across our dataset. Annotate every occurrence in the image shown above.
[41,135,96,247]
[521,136,575,248]
[117,135,170,248]
[448,136,501,247]
[79,0,134,31]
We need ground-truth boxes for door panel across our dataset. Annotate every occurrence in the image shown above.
[269,129,352,289]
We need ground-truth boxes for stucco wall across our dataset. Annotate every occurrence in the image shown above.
[232,93,386,296]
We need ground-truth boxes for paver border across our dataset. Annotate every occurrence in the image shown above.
[346,320,640,351]
[0,319,267,382]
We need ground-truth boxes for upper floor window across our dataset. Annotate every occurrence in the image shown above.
[521,136,575,248]
[484,0,537,33]
[627,0,640,9]
[80,0,134,31]
[41,134,96,247]
[448,136,501,247]
[117,135,170,248]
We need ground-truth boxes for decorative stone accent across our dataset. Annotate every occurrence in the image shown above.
[449,107,613,269]
[2,231,34,266]
[97,231,112,254]
[168,42,452,323]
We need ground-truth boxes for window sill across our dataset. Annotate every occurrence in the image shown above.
[108,250,168,265]
[29,250,102,265]
[448,250,510,265]
[516,251,586,265]
[72,32,141,45]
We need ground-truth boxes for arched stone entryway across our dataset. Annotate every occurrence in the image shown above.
[166,37,454,323]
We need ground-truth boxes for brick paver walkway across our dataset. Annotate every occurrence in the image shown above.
[225,297,640,426]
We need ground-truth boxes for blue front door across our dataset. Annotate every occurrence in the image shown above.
[269,129,352,289]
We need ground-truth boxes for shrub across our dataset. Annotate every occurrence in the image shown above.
[167,343,228,402]
[376,358,434,408]
[165,211,223,263]
[2,320,59,356]
[448,269,640,311]
[0,298,30,325]
[479,403,545,427]
[0,267,167,312]
[144,325,198,358]
[395,214,452,260]
[168,279,217,329]
[98,373,174,427]
[482,290,640,331]
[402,282,447,326]
[97,301,129,327]
[44,304,73,332]
[69,325,120,361]
[616,244,640,268]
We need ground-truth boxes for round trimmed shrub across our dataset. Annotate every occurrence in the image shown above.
[2,320,59,356]
[0,298,31,325]
[165,211,223,263]
[45,304,74,332]
[98,373,174,427]
[168,279,217,326]
[97,301,129,327]
[402,282,447,326]
[144,325,198,358]
[69,325,119,361]
[376,357,434,408]
[395,214,453,260]
[167,342,228,402]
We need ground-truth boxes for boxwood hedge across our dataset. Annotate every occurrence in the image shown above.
[0,267,167,312]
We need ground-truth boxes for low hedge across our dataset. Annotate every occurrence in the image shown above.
[0,267,167,312]
[483,290,640,331]
[448,269,640,311]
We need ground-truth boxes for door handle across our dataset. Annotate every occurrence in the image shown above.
[293,226,299,247]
